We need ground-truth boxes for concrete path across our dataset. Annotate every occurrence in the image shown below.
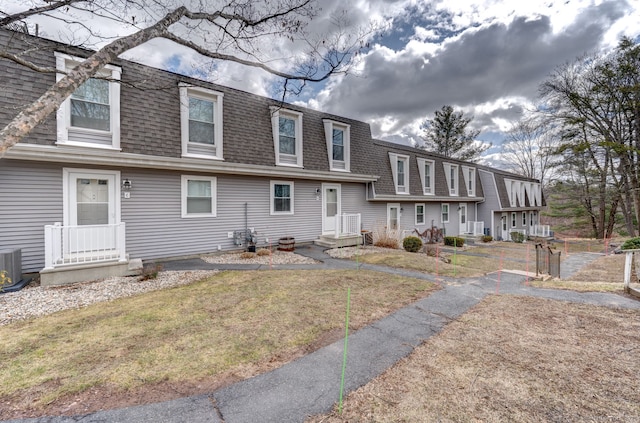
[5,247,639,423]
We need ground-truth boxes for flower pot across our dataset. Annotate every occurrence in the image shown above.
[278,237,295,252]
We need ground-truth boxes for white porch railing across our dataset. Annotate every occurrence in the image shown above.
[530,224,551,237]
[44,223,127,270]
[334,213,361,238]
[465,221,484,236]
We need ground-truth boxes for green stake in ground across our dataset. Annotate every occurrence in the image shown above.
[338,287,351,414]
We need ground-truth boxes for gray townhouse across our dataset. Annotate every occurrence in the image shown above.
[0,28,545,285]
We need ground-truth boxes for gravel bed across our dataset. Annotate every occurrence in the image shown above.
[0,270,218,326]
[202,250,319,265]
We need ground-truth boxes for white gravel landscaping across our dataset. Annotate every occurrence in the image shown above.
[0,250,319,326]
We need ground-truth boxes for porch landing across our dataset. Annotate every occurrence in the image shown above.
[40,259,143,287]
[314,234,363,249]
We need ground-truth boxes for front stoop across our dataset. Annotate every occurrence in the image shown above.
[314,234,363,249]
[40,258,143,287]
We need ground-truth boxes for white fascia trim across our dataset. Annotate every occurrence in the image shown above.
[368,194,484,202]
[7,143,379,183]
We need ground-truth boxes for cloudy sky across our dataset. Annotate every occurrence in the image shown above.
[3,0,640,166]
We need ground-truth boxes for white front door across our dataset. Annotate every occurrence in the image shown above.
[501,213,509,241]
[64,169,120,253]
[322,183,341,235]
[459,203,467,235]
[387,203,400,230]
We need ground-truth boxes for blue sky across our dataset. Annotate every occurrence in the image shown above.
[3,0,640,167]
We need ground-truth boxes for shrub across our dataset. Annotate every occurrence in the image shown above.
[240,252,256,259]
[256,248,271,256]
[481,235,493,243]
[372,224,400,249]
[0,270,12,291]
[138,263,162,281]
[444,236,464,247]
[510,231,525,243]
[403,236,423,253]
[621,237,640,250]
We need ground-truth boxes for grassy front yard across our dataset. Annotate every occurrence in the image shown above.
[309,295,640,422]
[0,269,436,419]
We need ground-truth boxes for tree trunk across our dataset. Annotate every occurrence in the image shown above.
[0,7,187,157]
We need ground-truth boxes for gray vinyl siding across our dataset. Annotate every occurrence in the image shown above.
[0,161,63,273]
[122,170,325,260]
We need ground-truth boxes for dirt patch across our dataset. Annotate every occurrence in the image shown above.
[308,295,640,422]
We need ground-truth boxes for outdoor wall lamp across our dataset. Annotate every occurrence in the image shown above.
[315,188,321,194]
[122,179,132,190]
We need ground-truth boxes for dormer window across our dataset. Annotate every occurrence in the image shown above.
[443,163,459,196]
[417,158,435,195]
[323,119,350,171]
[55,52,121,149]
[180,84,224,160]
[271,107,303,167]
[389,153,410,194]
[462,166,476,196]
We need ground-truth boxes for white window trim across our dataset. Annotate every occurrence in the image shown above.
[522,211,527,226]
[270,180,295,215]
[415,203,425,225]
[270,107,303,167]
[389,153,410,194]
[511,212,517,228]
[443,162,459,196]
[55,52,121,150]
[323,119,351,172]
[181,175,217,218]
[179,83,224,160]
[441,203,450,223]
[417,158,435,195]
[462,165,476,197]
[505,178,517,207]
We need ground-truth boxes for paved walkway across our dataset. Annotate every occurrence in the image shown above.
[5,247,639,423]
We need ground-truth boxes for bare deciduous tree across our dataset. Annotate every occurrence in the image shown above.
[501,117,559,188]
[0,0,373,156]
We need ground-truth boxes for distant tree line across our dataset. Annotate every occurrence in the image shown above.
[502,37,640,239]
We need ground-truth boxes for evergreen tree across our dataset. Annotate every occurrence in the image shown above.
[420,105,488,162]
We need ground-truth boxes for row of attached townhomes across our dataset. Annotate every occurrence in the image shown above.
[0,28,546,285]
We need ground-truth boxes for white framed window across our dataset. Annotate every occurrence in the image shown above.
[181,175,217,218]
[522,211,527,226]
[180,84,224,160]
[271,107,303,167]
[270,181,294,215]
[511,212,517,228]
[443,163,459,196]
[323,119,350,172]
[462,166,475,196]
[417,158,435,195]
[441,203,449,223]
[389,153,410,194]
[55,52,121,149]
[415,203,425,225]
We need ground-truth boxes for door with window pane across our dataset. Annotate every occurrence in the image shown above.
[67,170,118,254]
[387,203,400,231]
[322,184,341,234]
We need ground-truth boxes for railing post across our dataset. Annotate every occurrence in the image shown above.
[44,225,53,270]
[624,251,633,293]
[118,223,127,262]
